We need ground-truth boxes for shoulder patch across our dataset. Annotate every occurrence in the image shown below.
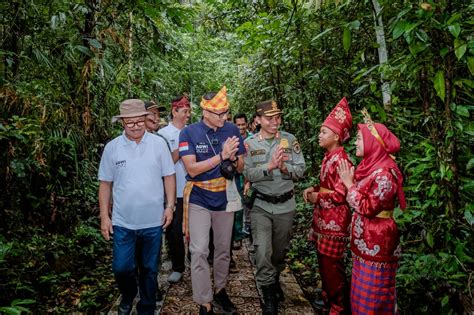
[292,140,301,154]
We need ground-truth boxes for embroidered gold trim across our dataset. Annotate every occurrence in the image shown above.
[376,210,393,218]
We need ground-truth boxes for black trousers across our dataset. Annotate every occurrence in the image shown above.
[166,198,185,273]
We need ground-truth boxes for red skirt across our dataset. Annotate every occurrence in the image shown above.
[351,257,398,315]
[317,234,348,258]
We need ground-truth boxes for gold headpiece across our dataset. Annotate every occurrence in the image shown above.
[361,108,372,125]
[271,101,278,111]
[361,108,395,159]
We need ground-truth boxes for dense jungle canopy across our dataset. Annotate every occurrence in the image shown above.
[0,0,473,313]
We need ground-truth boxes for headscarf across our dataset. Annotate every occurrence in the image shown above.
[356,122,406,209]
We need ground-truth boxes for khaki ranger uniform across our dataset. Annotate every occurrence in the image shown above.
[244,120,305,288]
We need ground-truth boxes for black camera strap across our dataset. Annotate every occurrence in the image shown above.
[205,133,221,165]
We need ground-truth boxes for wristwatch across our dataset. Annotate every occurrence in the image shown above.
[165,204,175,212]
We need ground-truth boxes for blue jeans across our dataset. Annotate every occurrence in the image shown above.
[112,225,163,315]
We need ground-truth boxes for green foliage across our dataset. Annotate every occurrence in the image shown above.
[214,0,473,312]
[0,220,113,312]
[383,2,474,311]
[0,0,242,311]
[288,186,319,290]
[0,0,472,312]
[0,299,36,315]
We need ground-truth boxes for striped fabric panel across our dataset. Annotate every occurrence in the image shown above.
[351,258,398,315]
[317,235,348,258]
[182,177,227,240]
[194,179,226,192]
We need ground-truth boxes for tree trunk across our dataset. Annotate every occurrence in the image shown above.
[294,5,316,171]
[420,67,430,113]
[371,0,391,111]
[3,2,23,80]
[443,55,459,215]
[127,11,134,97]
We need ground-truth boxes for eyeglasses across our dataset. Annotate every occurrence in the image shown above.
[124,120,145,128]
[206,109,229,119]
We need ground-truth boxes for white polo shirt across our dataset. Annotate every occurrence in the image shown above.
[98,131,175,230]
[158,122,187,198]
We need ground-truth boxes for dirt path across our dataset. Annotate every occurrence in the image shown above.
[109,238,315,314]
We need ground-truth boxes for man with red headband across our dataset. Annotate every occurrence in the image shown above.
[158,95,192,284]
[179,86,245,315]
[303,97,352,314]
[338,109,406,315]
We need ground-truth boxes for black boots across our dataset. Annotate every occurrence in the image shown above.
[261,284,278,315]
[261,273,285,314]
[212,288,237,314]
[274,273,284,302]
[199,305,214,315]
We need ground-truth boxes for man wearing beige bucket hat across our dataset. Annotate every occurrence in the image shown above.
[99,99,176,315]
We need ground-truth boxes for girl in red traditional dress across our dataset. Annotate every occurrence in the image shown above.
[338,110,406,315]
[303,97,352,314]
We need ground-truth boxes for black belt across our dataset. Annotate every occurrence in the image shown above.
[255,189,294,204]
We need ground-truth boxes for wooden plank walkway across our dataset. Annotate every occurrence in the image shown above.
[109,238,315,314]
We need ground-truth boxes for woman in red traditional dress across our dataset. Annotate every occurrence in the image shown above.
[303,97,352,314]
[338,110,406,315]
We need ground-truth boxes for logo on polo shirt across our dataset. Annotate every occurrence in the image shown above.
[195,143,209,153]
[115,160,126,168]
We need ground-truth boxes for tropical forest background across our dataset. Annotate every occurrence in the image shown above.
[0,0,473,313]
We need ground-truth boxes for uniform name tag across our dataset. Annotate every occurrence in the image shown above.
[251,149,266,156]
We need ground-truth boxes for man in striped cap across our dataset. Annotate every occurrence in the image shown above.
[179,86,245,315]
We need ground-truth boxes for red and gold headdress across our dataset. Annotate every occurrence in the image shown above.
[322,97,352,142]
[200,86,229,111]
[172,94,190,109]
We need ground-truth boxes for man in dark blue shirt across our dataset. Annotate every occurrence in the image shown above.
[179,87,245,315]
